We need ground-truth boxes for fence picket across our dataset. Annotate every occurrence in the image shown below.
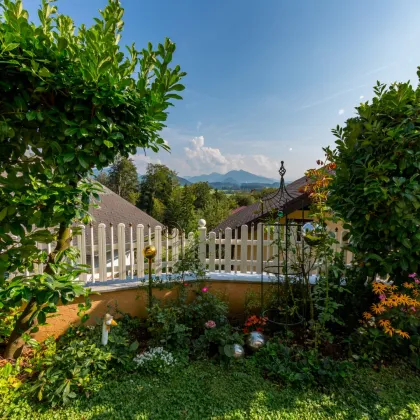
[209,231,216,272]
[118,223,126,281]
[137,224,145,278]
[240,225,248,273]
[98,223,107,281]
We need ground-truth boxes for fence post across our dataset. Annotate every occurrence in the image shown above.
[256,223,263,274]
[155,225,162,276]
[240,225,248,273]
[208,231,216,272]
[118,223,126,280]
[137,224,145,278]
[198,219,207,268]
[98,223,107,281]
[224,228,232,273]
[90,223,95,282]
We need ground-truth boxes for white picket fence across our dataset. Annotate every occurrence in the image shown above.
[26,220,352,284]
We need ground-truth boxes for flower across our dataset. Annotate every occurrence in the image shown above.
[256,327,263,332]
[411,306,416,312]
[416,279,420,284]
[408,273,417,278]
[205,320,216,328]
[379,294,386,301]
[201,287,208,293]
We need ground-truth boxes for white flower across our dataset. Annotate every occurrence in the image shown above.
[133,347,176,367]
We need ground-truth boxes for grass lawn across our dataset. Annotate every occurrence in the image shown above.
[2,362,420,420]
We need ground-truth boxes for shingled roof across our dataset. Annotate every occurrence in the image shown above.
[85,184,162,245]
[213,174,310,231]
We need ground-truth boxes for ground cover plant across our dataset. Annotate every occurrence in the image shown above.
[2,360,420,419]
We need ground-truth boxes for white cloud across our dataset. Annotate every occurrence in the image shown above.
[338,109,344,115]
[131,153,162,173]
[289,147,293,151]
[183,136,280,178]
[360,95,364,99]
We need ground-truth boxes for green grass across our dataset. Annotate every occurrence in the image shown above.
[2,362,420,420]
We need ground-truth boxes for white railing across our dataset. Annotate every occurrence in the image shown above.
[14,220,353,283]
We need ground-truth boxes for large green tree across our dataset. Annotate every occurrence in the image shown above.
[138,163,179,215]
[0,0,185,358]
[106,155,140,204]
[327,79,420,282]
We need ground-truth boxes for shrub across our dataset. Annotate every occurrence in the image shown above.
[327,79,420,280]
[25,320,139,406]
[251,339,353,387]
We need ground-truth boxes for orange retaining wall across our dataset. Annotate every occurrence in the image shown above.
[33,281,261,341]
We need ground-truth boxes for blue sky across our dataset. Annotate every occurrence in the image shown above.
[24,0,420,180]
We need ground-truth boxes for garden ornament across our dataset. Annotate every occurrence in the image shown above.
[101,313,118,345]
[143,245,157,308]
[246,331,265,352]
[232,344,245,359]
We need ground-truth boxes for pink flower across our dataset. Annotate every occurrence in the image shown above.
[408,273,417,278]
[205,320,216,328]
[411,307,416,312]
[201,287,208,293]
[415,279,420,284]
[379,294,386,301]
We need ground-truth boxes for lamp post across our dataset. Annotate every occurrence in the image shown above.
[143,245,157,308]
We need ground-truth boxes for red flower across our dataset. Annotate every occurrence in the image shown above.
[256,327,263,332]
[243,328,249,334]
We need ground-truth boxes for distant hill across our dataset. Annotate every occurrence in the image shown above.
[184,170,278,185]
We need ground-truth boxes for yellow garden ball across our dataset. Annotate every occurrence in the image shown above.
[143,245,157,259]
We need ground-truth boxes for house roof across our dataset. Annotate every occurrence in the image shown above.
[84,184,162,245]
[213,174,310,231]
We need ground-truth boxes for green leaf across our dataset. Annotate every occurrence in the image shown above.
[79,128,89,137]
[103,140,113,148]
[78,155,89,169]
[62,152,75,163]
[3,43,20,52]
[38,67,51,78]
[170,84,185,91]
[57,37,68,50]
[64,127,79,136]
[0,207,8,222]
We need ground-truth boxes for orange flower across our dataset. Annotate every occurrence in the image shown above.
[371,303,386,314]
[372,282,387,294]
[363,312,372,320]
[395,330,410,339]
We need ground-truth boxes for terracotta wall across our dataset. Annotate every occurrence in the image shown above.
[33,281,261,342]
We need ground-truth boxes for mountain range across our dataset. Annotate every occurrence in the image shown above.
[184,170,278,185]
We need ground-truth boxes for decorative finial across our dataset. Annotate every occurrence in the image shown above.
[278,161,286,179]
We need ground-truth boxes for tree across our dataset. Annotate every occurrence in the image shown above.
[0,0,185,358]
[95,170,110,186]
[189,182,212,210]
[231,192,255,207]
[107,155,140,204]
[164,186,196,232]
[138,164,179,214]
[327,79,420,282]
